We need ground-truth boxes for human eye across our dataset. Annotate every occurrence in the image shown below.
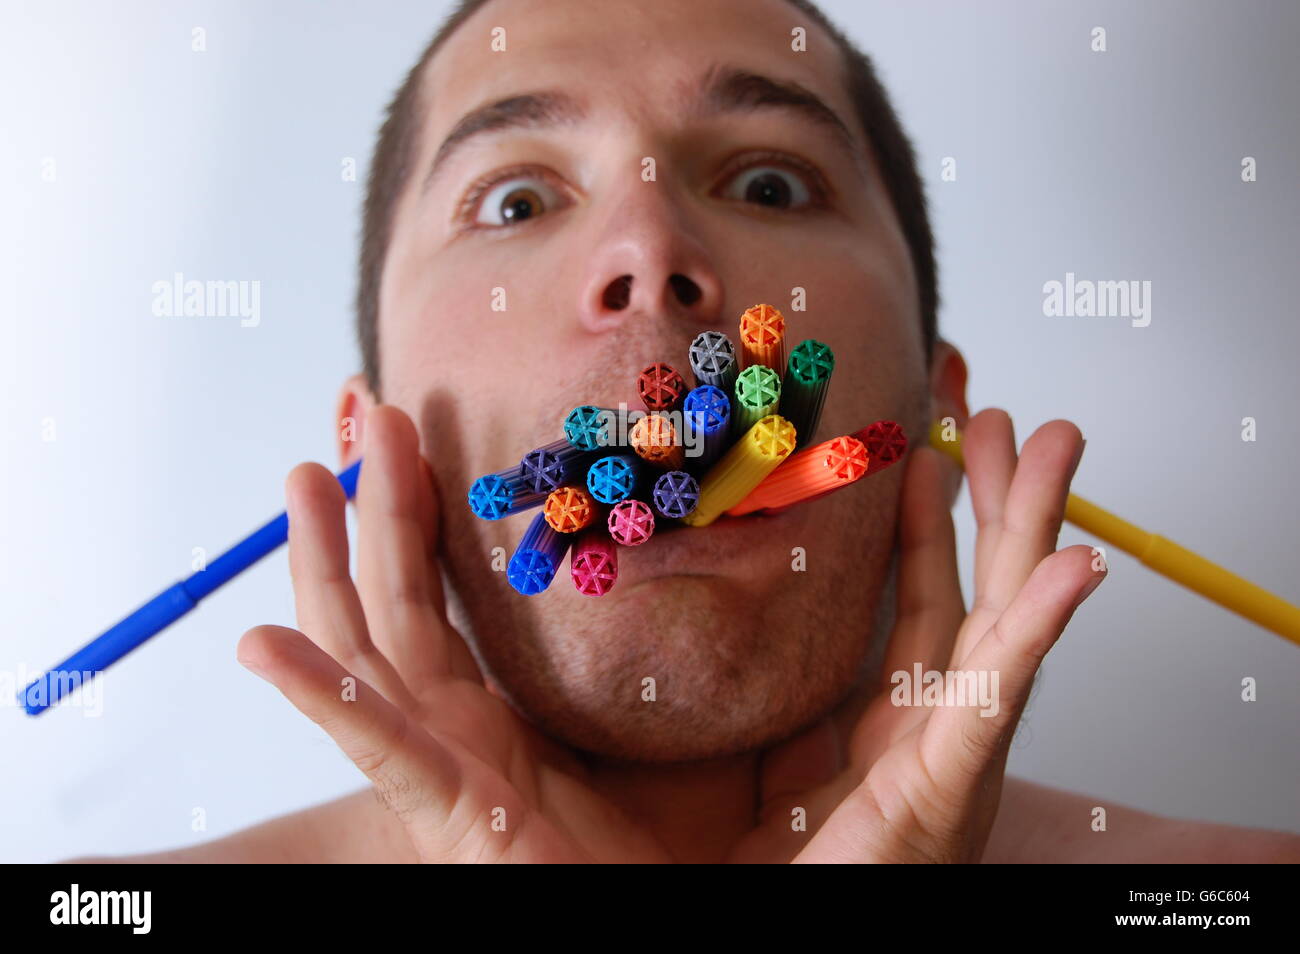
[715,151,830,211]
[456,166,572,229]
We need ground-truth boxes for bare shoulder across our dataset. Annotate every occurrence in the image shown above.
[984,776,1300,863]
[61,787,417,864]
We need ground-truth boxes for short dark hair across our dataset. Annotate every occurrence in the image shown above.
[356,0,938,397]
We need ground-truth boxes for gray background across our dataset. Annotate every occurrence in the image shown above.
[2,0,1296,862]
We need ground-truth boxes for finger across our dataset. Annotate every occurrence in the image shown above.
[286,461,418,710]
[236,625,466,840]
[953,419,1083,667]
[919,545,1104,802]
[859,447,967,765]
[355,406,465,692]
[962,408,1018,603]
[879,447,965,686]
[414,454,485,682]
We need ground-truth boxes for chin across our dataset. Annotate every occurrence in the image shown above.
[446,494,900,762]
[480,572,876,763]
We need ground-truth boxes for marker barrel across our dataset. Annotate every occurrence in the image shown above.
[521,439,599,494]
[468,470,548,520]
[565,405,620,452]
[630,413,685,471]
[734,365,782,436]
[608,499,656,546]
[571,530,619,596]
[780,339,835,449]
[507,511,572,595]
[652,470,700,519]
[682,414,798,527]
[727,435,867,516]
[738,304,787,375]
[21,460,363,715]
[543,485,601,533]
[688,330,738,394]
[852,420,908,476]
[637,362,687,413]
[682,385,731,474]
[585,454,645,504]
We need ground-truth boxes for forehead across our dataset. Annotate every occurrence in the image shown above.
[420,0,853,145]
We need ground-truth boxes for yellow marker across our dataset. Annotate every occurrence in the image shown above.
[928,421,1300,647]
[683,415,797,527]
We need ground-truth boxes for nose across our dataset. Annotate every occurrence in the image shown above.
[575,182,725,335]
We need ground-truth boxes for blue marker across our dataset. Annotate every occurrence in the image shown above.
[563,405,616,451]
[467,469,547,520]
[683,385,731,473]
[18,460,363,716]
[506,511,572,596]
[586,454,642,504]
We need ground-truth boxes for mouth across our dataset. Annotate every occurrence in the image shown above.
[652,506,778,534]
[609,502,802,588]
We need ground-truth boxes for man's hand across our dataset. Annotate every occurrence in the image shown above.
[734,408,1103,862]
[237,406,671,862]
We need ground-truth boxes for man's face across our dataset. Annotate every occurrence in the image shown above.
[373,0,931,761]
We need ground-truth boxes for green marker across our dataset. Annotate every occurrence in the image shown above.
[780,339,835,449]
[733,364,781,437]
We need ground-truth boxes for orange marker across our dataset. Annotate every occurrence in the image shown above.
[726,435,868,516]
[630,413,685,471]
[738,304,787,374]
[543,485,599,533]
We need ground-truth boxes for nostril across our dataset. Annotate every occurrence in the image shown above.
[602,275,633,310]
[669,273,702,306]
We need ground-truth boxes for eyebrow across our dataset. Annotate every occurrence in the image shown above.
[691,64,860,164]
[422,92,586,193]
[421,63,863,194]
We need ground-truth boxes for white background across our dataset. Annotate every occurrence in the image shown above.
[2,0,1297,861]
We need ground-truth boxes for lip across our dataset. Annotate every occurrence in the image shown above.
[609,503,806,588]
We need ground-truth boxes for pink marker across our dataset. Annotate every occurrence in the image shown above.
[571,531,619,596]
[608,499,655,546]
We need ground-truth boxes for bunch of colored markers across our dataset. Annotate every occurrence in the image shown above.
[467,304,908,597]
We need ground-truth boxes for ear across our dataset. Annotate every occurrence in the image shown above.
[927,338,970,507]
[335,373,378,469]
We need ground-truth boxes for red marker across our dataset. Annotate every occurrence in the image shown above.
[637,363,687,413]
[854,420,908,476]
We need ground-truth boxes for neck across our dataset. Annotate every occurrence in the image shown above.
[583,750,761,863]
[579,680,875,863]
